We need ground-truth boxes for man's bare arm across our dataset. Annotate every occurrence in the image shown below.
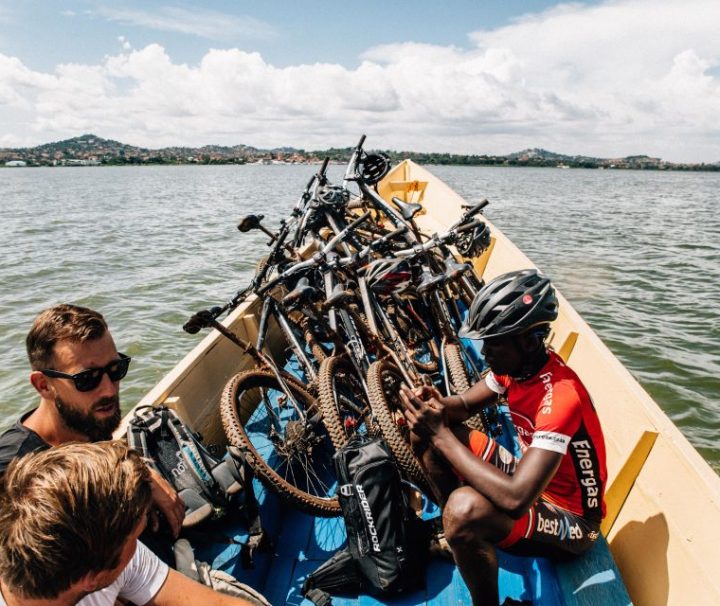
[147,467,185,538]
[401,391,562,518]
[431,430,562,517]
[147,568,256,606]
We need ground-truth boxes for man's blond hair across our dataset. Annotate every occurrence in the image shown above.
[0,441,152,599]
[26,303,108,370]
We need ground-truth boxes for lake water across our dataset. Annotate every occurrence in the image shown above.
[1,164,718,473]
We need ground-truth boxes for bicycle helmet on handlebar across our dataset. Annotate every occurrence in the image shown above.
[316,184,349,207]
[455,221,491,258]
[356,153,391,185]
[364,258,413,294]
[459,269,558,340]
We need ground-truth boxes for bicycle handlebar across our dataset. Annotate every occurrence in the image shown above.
[343,134,366,187]
[392,218,486,259]
[339,225,409,264]
[183,306,225,334]
[317,157,330,184]
[258,211,373,295]
[460,199,489,222]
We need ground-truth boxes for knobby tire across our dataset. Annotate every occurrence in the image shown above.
[444,342,472,394]
[317,355,373,451]
[220,369,340,517]
[444,343,486,431]
[366,359,432,494]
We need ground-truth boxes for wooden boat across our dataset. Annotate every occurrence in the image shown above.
[125,160,720,605]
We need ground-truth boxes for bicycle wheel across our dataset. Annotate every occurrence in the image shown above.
[386,300,439,373]
[300,316,331,365]
[444,342,486,431]
[366,359,432,494]
[444,342,471,394]
[221,369,340,517]
[317,355,374,451]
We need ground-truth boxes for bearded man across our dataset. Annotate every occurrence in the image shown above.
[0,304,185,541]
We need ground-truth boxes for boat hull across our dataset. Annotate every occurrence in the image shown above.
[127,160,720,605]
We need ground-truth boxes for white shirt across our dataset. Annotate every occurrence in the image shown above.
[0,541,169,606]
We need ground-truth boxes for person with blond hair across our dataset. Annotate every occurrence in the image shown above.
[0,441,255,606]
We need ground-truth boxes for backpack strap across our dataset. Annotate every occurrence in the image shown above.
[226,446,266,568]
[127,407,163,476]
[304,589,333,606]
[163,408,218,494]
[301,547,361,602]
[210,460,243,496]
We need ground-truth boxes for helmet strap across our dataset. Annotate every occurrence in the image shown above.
[512,333,549,381]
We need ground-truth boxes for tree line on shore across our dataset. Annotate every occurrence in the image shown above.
[2,134,717,171]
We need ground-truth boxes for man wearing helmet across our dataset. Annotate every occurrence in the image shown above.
[400,269,607,606]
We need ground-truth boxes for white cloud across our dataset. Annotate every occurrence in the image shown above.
[93,6,276,40]
[0,0,719,162]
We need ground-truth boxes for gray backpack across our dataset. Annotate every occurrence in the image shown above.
[127,405,264,563]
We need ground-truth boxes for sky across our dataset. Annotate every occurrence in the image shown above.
[1,1,719,162]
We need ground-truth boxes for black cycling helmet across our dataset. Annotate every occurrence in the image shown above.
[364,258,413,294]
[316,184,349,207]
[455,221,491,258]
[357,153,391,185]
[459,269,558,340]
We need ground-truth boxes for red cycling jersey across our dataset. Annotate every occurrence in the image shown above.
[486,351,607,523]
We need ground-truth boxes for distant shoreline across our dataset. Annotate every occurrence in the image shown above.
[2,134,718,172]
[3,160,719,172]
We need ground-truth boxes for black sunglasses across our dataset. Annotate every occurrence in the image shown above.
[41,353,131,392]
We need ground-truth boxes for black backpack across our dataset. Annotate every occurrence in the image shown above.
[127,405,264,564]
[303,435,429,603]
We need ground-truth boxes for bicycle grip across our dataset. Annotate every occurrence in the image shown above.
[456,218,486,233]
[183,313,204,334]
[183,308,222,334]
[462,199,489,217]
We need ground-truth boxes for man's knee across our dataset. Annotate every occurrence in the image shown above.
[443,486,500,545]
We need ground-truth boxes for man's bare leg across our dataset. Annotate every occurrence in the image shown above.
[443,486,515,606]
[411,425,476,505]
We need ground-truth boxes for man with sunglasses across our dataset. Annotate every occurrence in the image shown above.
[0,303,185,540]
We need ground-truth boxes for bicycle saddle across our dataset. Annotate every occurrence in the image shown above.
[237,214,264,232]
[323,284,357,309]
[416,271,446,294]
[391,197,424,221]
[444,259,473,281]
[283,277,320,307]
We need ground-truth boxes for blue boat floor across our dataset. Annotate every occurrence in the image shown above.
[200,346,631,604]
[195,480,631,605]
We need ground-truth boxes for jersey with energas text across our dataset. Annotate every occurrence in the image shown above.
[485,351,607,523]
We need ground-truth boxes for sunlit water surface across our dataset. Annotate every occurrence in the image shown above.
[1,165,718,472]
